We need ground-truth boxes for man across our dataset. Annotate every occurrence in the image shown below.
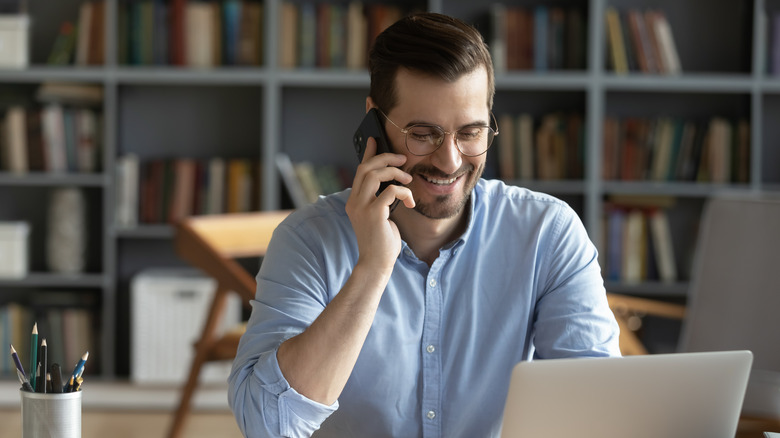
[229,12,620,438]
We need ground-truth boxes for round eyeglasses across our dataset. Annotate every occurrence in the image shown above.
[378,109,499,157]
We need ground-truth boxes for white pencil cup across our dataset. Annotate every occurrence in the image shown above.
[20,390,82,438]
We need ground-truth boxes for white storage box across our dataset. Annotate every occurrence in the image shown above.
[0,221,29,278]
[131,268,241,385]
[0,15,29,69]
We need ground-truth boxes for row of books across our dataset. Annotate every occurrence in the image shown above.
[495,112,584,181]
[0,295,99,377]
[489,4,587,73]
[275,153,351,208]
[279,1,404,69]
[0,83,103,174]
[605,7,681,74]
[603,116,750,184]
[603,200,677,284]
[115,156,262,227]
[117,0,264,67]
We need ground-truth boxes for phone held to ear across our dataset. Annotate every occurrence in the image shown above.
[353,108,401,210]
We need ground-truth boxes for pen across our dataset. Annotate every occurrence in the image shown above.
[9,344,27,380]
[39,339,47,393]
[65,375,74,393]
[16,369,33,392]
[29,323,38,391]
[46,372,52,393]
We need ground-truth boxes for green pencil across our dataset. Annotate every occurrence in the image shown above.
[29,323,38,392]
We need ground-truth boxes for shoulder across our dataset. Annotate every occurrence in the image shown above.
[474,179,573,219]
[275,189,353,238]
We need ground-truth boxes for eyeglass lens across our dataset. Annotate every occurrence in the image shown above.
[405,125,495,156]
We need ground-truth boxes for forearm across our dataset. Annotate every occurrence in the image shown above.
[276,261,391,405]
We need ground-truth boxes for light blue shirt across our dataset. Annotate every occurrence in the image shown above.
[229,179,620,438]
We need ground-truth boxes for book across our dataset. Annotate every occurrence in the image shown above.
[497,113,515,179]
[169,158,196,223]
[346,1,367,70]
[116,153,140,228]
[299,2,316,68]
[533,5,548,71]
[622,208,646,283]
[42,104,68,172]
[605,6,628,74]
[275,152,309,209]
[516,113,534,180]
[76,108,99,173]
[26,108,46,172]
[2,106,27,173]
[489,3,507,73]
[649,10,681,74]
[238,1,263,65]
[36,82,103,105]
[279,1,299,68]
[648,209,677,282]
[206,157,226,214]
[88,0,106,65]
[185,1,216,67]
[75,1,93,66]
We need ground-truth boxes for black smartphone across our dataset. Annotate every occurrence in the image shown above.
[353,108,401,199]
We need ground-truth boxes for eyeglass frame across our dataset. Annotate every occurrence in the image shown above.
[376,109,499,157]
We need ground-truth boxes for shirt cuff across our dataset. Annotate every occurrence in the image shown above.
[256,349,339,438]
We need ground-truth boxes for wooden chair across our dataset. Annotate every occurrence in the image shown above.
[167,210,291,438]
[606,194,780,437]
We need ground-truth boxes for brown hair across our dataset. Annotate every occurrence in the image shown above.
[368,12,495,113]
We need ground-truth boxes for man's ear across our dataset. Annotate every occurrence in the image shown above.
[365,97,376,113]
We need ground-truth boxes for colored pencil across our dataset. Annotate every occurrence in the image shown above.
[71,351,89,380]
[29,323,38,391]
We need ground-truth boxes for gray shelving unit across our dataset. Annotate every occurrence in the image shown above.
[1,0,779,377]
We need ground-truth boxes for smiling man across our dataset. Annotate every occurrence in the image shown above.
[229,12,620,438]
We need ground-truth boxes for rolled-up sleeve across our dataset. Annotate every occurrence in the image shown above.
[532,203,622,359]
[228,216,342,438]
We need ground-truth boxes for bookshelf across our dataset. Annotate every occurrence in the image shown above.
[0,0,778,377]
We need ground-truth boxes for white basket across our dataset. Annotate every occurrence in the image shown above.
[130,268,241,385]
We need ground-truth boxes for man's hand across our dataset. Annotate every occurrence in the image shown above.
[346,136,414,273]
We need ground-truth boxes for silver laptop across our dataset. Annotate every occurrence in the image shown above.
[500,350,753,438]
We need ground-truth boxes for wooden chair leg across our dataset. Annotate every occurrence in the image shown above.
[167,286,231,438]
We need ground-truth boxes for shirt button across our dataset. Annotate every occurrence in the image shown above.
[427,410,436,420]
[429,278,437,287]
[426,344,435,353]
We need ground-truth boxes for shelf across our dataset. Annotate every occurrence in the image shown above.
[601,181,754,198]
[602,74,755,93]
[114,67,271,85]
[0,66,107,83]
[508,180,587,195]
[0,272,105,288]
[0,172,106,187]
[115,225,174,240]
[605,281,689,298]
[495,71,591,90]
[277,69,370,88]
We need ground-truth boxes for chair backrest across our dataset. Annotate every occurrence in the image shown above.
[678,194,780,417]
[173,210,291,303]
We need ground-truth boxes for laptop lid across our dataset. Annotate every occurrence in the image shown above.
[500,350,753,438]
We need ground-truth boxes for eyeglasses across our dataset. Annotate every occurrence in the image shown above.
[378,109,499,157]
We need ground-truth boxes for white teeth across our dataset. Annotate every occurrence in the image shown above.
[425,176,457,185]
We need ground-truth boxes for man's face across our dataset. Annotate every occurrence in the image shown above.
[385,67,491,220]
